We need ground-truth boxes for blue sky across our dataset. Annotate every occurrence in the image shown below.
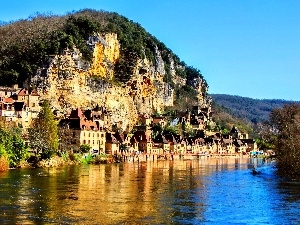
[1,0,299,100]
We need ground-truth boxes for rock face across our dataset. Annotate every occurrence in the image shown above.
[32,33,209,131]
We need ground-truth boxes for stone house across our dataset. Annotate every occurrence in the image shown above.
[0,84,20,98]
[190,118,206,130]
[0,97,15,119]
[12,88,40,114]
[152,133,170,153]
[105,133,120,155]
[174,135,187,154]
[243,139,258,152]
[129,136,139,153]
[152,116,166,128]
[222,138,235,154]
[164,134,181,153]
[139,113,152,126]
[229,126,249,140]
[234,139,248,154]
[131,130,152,153]
[59,108,106,155]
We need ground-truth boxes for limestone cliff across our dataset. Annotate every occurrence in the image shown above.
[31,32,209,131]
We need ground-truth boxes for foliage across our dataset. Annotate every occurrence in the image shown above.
[211,94,299,124]
[81,154,93,164]
[182,122,195,137]
[0,9,207,95]
[151,124,163,138]
[0,13,99,86]
[79,144,91,154]
[185,66,205,85]
[163,124,180,136]
[120,143,128,151]
[269,104,300,178]
[172,85,198,112]
[255,138,275,150]
[29,100,59,159]
[0,127,29,168]
[212,101,254,137]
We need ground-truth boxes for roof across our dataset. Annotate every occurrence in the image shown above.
[132,130,151,142]
[3,97,14,103]
[164,134,178,145]
[17,88,39,96]
[242,139,256,144]
[106,133,120,144]
[60,118,98,130]
[69,108,85,119]
[223,139,232,144]
[153,134,169,144]
[234,140,244,147]
[230,126,240,134]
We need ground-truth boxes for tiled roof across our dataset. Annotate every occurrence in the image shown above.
[69,108,85,119]
[132,131,151,142]
[3,97,14,103]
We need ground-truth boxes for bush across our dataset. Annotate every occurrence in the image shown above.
[81,154,93,164]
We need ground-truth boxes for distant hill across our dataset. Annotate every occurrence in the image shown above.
[211,94,299,124]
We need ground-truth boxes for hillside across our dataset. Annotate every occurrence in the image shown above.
[0,9,210,131]
[211,94,299,124]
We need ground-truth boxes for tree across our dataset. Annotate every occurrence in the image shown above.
[163,124,180,136]
[0,127,29,167]
[79,144,91,154]
[269,104,300,177]
[29,100,59,159]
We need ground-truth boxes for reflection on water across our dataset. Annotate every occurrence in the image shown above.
[0,158,300,224]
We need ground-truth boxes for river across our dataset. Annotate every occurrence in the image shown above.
[0,158,299,224]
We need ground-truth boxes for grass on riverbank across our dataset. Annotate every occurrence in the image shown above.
[0,152,113,171]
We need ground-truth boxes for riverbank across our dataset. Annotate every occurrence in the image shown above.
[0,152,256,171]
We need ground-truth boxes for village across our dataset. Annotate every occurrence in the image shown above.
[0,84,260,161]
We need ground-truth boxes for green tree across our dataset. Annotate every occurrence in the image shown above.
[29,100,59,159]
[0,127,28,167]
[151,124,163,138]
[79,144,91,154]
[269,104,300,177]
[163,124,180,136]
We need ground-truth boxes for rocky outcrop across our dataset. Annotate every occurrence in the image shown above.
[31,33,209,131]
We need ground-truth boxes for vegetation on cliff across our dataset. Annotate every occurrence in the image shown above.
[0,9,206,101]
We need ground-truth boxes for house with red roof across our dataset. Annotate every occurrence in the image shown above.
[59,108,106,154]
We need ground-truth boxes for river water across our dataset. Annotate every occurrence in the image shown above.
[0,158,299,224]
